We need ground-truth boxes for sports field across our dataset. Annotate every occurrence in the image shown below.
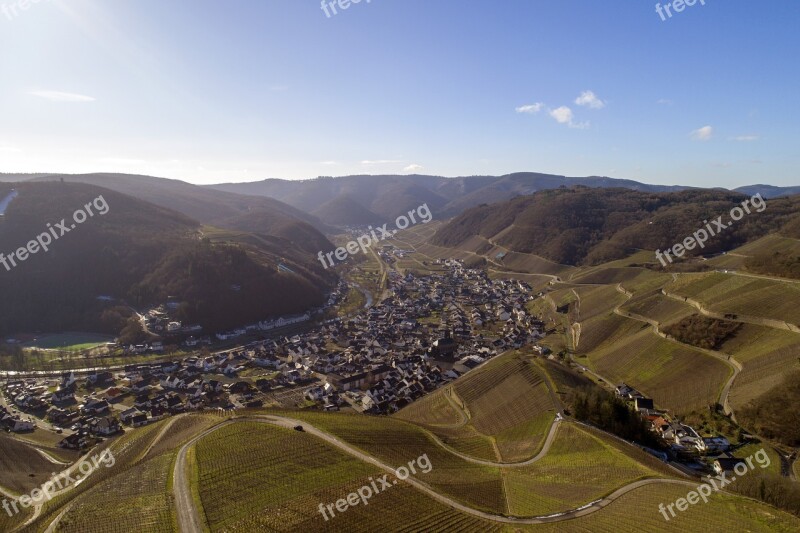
[21,332,114,351]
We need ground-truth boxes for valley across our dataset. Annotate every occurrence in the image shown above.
[2,196,800,531]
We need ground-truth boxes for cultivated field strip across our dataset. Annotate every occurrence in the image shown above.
[665,273,800,327]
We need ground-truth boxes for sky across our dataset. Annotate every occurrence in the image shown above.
[0,0,798,187]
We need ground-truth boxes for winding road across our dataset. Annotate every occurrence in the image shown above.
[171,414,701,532]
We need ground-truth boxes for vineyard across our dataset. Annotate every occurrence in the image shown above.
[620,292,694,326]
[618,270,674,295]
[398,351,559,463]
[0,503,31,532]
[665,273,800,324]
[733,233,800,258]
[585,328,730,414]
[194,422,381,531]
[576,313,646,353]
[452,355,557,462]
[569,267,645,286]
[143,413,221,461]
[277,411,507,514]
[505,423,661,516]
[394,386,464,428]
[573,285,629,322]
[55,453,175,533]
[0,433,62,494]
[32,418,171,530]
[524,482,800,532]
[427,423,498,462]
[536,358,594,397]
[258,410,689,521]
[729,342,800,411]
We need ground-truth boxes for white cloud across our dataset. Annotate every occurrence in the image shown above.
[550,106,574,124]
[732,135,759,142]
[30,90,96,102]
[657,98,674,105]
[515,103,544,114]
[549,106,589,129]
[0,145,21,153]
[690,125,714,141]
[574,90,605,109]
[320,161,339,166]
[404,164,424,173]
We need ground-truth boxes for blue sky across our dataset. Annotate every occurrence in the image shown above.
[0,0,797,187]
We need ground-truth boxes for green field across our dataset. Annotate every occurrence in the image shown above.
[21,332,115,351]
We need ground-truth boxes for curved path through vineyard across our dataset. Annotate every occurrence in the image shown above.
[173,414,698,531]
[610,284,742,421]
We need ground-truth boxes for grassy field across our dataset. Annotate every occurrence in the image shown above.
[21,333,114,351]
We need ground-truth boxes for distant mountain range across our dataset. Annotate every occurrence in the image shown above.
[21,173,335,255]
[732,184,800,199]
[208,173,800,227]
[4,173,797,231]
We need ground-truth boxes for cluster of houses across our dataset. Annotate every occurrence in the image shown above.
[2,262,549,446]
[0,400,36,432]
[615,382,740,472]
[141,304,203,336]
[2,373,123,449]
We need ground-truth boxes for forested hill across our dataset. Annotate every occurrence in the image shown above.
[431,187,800,266]
[0,182,331,336]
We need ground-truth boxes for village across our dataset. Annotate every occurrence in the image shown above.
[0,258,750,478]
[1,260,546,450]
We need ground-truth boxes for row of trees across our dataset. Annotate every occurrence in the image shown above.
[569,386,662,449]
